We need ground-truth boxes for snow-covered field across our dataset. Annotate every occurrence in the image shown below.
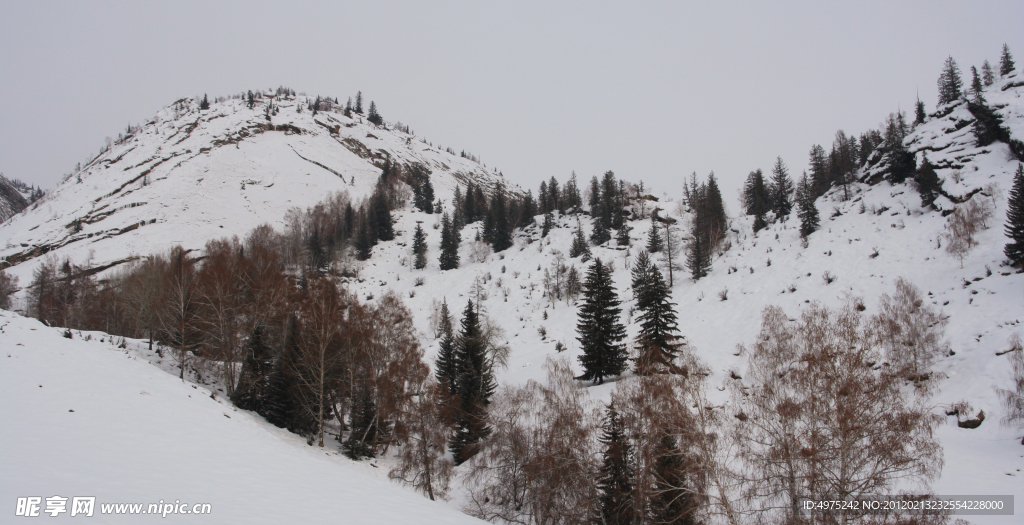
[0,309,483,523]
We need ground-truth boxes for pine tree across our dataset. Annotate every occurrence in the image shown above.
[595,404,636,525]
[199,94,210,110]
[796,172,820,239]
[982,60,996,86]
[449,300,495,464]
[232,325,273,412]
[646,214,663,253]
[434,300,457,395]
[705,173,728,244]
[490,184,513,252]
[569,220,592,261]
[355,212,373,261]
[771,157,794,218]
[538,180,550,214]
[631,250,654,310]
[1005,164,1024,266]
[915,97,927,126]
[686,222,711,281]
[355,91,364,114]
[367,101,383,126]
[413,223,428,270]
[590,214,611,246]
[915,155,941,209]
[745,169,771,230]
[263,315,315,435]
[519,190,536,228]
[970,65,986,104]
[937,56,963,106]
[542,211,554,238]
[576,258,627,384]
[439,212,460,270]
[549,176,562,213]
[344,382,378,459]
[616,220,631,247]
[247,90,255,109]
[1000,44,1016,77]
[633,262,684,375]
[650,435,699,525]
[371,187,394,241]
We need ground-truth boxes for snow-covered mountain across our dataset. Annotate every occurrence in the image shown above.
[0,173,28,223]
[0,91,512,285]
[3,73,1024,522]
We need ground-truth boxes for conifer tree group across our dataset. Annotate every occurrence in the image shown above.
[447,300,496,464]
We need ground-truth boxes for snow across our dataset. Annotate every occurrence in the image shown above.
[0,309,484,523]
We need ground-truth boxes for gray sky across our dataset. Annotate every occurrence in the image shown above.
[2,0,1022,208]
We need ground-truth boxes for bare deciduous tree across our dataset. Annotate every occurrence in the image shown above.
[871,277,950,382]
[732,301,943,525]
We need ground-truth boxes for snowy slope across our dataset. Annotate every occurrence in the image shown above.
[0,91,512,288]
[325,75,1024,520]
[0,309,484,524]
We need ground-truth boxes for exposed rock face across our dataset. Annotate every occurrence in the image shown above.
[0,174,29,223]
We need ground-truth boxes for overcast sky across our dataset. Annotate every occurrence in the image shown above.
[2,1,1022,208]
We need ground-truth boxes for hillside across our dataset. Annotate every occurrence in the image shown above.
[0,90,511,288]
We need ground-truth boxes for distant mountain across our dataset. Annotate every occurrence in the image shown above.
[0,91,512,281]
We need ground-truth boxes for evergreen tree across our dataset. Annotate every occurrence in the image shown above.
[569,220,592,261]
[449,300,495,464]
[538,180,550,214]
[631,250,654,310]
[263,315,316,435]
[970,66,986,104]
[200,94,210,110]
[247,90,255,109]
[367,101,383,126]
[371,186,394,241]
[744,169,771,230]
[633,262,684,375]
[686,219,711,281]
[542,211,554,238]
[915,97,927,126]
[344,97,353,117]
[915,155,941,209]
[564,172,582,212]
[1000,44,1016,77]
[452,186,465,229]
[464,182,478,224]
[982,60,996,86]
[646,214,663,253]
[616,220,631,247]
[650,435,699,525]
[344,382,378,459]
[601,170,619,232]
[413,223,428,270]
[576,259,627,384]
[937,56,963,106]
[434,299,457,395]
[590,214,611,246]
[439,212,460,270]
[519,190,536,228]
[355,212,373,261]
[232,325,273,412]
[1005,164,1024,266]
[883,112,916,184]
[306,226,328,275]
[595,404,636,525]
[796,172,820,239]
[705,173,728,244]
[549,176,562,213]
[355,91,363,114]
[771,157,794,218]
[490,184,513,252]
